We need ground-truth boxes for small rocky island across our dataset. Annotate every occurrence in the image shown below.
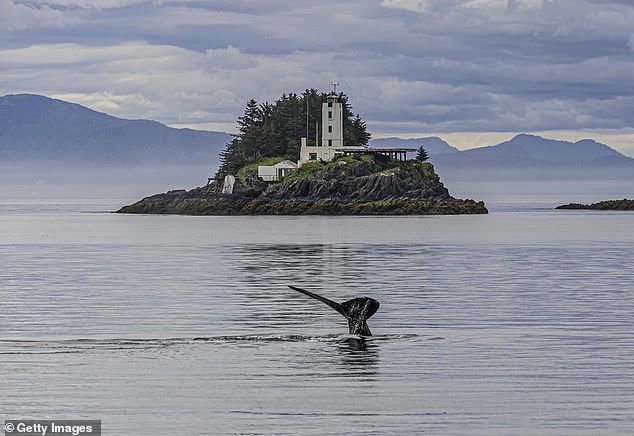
[117,88,487,216]
[556,199,634,211]
[117,154,487,215]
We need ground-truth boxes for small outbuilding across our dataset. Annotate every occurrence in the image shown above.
[257,160,298,182]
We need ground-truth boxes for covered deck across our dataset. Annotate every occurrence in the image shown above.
[338,147,418,161]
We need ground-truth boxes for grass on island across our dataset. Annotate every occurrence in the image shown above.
[234,153,438,185]
[236,156,288,181]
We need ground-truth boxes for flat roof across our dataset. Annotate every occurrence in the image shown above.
[336,147,418,153]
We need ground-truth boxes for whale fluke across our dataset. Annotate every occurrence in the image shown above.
[288,285,380,336]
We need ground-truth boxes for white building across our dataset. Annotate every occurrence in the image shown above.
[257,160,298,182]
[298,93,367,166]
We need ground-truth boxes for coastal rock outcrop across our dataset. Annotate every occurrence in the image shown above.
[556,199,634,210]
[117,155,487,215]
[262,159,450,201]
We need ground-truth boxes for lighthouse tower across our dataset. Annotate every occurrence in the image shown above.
[321,93,344,150]
[298,86,366,166]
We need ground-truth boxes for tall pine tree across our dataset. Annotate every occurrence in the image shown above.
[416,146,429,162]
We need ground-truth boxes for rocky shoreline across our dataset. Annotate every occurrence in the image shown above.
[117,196,488,215]
[556,199,634,211]
[117,156,488,215]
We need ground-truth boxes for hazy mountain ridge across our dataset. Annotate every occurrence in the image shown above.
[468,134,619,159]
[0,94,231,166]
[369,136,460,155]
[371,134,633,179]
[431,134,633,167]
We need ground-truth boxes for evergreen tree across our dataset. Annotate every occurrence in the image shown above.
[345,114,371,147]
[416,146,429,162]
[218,137,246,176]
[237,99,261,134]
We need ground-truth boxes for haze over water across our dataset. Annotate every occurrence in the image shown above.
[1,203,633,435]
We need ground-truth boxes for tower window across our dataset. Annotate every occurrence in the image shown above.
[328,111,333,119]
[309,153,317,161]
[328,140,332,147]
[328,126,332,133]
[328,102,333,107]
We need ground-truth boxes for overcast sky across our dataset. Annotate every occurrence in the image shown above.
[2,0,634,155]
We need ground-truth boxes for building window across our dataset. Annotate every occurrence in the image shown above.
[328,125,333,133]
[328,140,332,147]
[309,153,317,161]
[328,111,333,119]
[328,102,333,107]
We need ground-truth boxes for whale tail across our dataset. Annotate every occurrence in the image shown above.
[288,285,380,336]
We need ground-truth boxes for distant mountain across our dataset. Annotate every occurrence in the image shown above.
[507,135,623,162]
[431,134,634,170]
[0,94,232,167]
[369,136,459,155]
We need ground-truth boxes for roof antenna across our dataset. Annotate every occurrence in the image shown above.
[331,82,340,94]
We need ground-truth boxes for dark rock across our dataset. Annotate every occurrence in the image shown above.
[262,160,451,201]
[118,198,487,215]
[556,199,634,210]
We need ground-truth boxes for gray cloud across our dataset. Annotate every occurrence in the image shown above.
[2,0,634,152]
[0,0,66,30]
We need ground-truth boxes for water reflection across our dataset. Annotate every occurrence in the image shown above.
[235,243,358,283]
[335,337,380,379]
[232,243,432,287]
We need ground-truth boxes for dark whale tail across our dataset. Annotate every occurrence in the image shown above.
[288,285,380,336]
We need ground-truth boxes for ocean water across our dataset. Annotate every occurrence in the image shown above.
[1,203,633,435]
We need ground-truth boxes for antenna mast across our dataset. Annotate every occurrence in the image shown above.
[306,93,309,143]
[331,82,340,94]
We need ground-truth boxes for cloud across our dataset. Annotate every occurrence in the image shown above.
[28,0,156,10]
[54,91,161,113]
[1,0,634,151]
[380,0,428,13]
[201,46,258,72]
[0,0,65,30]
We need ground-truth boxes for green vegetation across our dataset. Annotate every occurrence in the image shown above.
[416,146,429,162]
[236,156,286,181]
[217,89,371,176]
[282,154,370,181]
[281,154,433,182]
[282,160,325,180]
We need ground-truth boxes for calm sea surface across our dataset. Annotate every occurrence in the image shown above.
[1,202,633,435]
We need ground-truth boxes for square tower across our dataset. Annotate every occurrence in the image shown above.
[321,94,344,148]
